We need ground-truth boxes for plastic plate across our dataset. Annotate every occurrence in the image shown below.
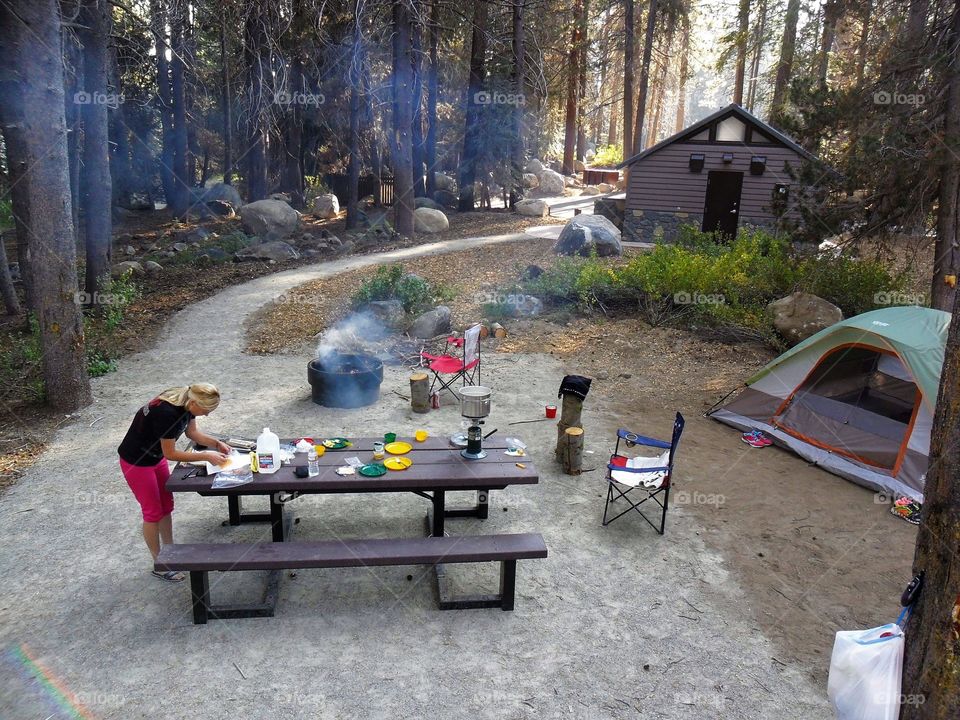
[385,441,413,455]
[384,456,413,471]
[322,438,352,449]
[359,463,387,477]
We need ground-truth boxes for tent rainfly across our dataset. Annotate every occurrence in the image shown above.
[708,306,950,502]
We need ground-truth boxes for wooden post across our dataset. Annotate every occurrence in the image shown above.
[555,393,584,461]
[561,426,584,474]
[410,372,430,413]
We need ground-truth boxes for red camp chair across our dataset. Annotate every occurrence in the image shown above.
[420,323,482,395]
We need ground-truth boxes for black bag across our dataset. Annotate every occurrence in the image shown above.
[558,375,592,400]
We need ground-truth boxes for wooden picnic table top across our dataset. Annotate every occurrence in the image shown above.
[166,433,538,495]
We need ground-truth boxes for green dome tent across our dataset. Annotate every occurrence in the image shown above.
[708,306,950,502]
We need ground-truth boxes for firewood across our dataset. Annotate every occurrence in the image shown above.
[561,427,584,475]
[410,373,431,413]
[479,323,490,339]
[491,322,507,338]
[555,394,584,461]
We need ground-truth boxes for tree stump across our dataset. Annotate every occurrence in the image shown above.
[555,394,584,461]
[491,322,507,338]
[560,426,584,475]
[410,373,431,413]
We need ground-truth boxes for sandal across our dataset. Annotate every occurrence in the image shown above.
[152,569,186,583]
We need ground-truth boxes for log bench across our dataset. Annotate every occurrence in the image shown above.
[156,533,548,624]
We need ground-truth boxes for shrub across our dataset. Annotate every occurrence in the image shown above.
[352,264,452,313]
[591,145,623,167]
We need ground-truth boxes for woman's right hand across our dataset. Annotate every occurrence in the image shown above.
[202,451,230,466]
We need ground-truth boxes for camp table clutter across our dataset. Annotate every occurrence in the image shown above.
[160,433,545,623]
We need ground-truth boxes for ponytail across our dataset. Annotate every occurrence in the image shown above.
[156,383,220,412]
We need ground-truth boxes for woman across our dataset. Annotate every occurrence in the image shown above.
[118,383,230,582]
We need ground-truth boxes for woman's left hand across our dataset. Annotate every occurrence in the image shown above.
[216,440,232,455]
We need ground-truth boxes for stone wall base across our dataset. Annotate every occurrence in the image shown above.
[623,210,780,242]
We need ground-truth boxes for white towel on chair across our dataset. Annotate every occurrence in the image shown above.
[611,451,670,488]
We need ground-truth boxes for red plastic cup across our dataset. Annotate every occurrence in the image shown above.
[545,405,557,418]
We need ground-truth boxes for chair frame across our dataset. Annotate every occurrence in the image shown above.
[421,324,482,395]
[602,413,685,534]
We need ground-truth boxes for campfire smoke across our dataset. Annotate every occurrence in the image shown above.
[315,310,389,363]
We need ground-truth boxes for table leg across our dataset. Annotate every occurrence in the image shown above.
[269,494,286,542]
[431,491,445,537]
[227,496,241,526]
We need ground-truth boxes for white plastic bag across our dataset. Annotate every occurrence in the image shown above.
[827,623,904,720]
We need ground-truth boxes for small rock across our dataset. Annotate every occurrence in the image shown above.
[202,182,243,209]
[111,261,144,278]
[522,173,540,189]
[124,245,136,256]
[597,182,614,193]
[539,169,565,195]
[580,186,600,196]
[172,242,188,253]
[311,193,340,219]
[768,292,843,345]
[515,199,549,217]
[235,240,300,262]
[199,247,229,263]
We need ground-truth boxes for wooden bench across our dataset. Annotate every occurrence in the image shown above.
[155,533,548,624]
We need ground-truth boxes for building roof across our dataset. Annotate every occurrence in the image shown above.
[617,103,820,169]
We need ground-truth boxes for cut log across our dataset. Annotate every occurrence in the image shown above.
[410,372,431,413]
[479,323,490,339]
[555,393,584,461]
[561,426,584,474]
[491,322,507,338]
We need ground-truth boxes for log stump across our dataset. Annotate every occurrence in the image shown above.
[560,426,584,475]
[410,373,431,413]
[555,394,584,461]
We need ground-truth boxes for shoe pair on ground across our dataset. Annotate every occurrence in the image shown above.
[741,429,773,448]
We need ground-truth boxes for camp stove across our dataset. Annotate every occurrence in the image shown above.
[456,386,492,460]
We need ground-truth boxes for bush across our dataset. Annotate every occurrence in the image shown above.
[591,145,623,167]
[352,264,452,313]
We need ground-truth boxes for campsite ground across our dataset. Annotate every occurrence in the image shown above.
[0,232,918,719]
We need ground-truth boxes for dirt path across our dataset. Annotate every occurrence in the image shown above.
[1,233,895,720]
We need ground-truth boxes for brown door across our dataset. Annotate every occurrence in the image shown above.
[701,171,743,237]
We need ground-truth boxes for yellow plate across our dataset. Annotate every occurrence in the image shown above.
[384,441,412,455]
[383,456,413,470]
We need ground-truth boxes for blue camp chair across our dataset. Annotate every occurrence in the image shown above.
[603,413,685,534]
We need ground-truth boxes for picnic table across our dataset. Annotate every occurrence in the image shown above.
[160,433,544,622]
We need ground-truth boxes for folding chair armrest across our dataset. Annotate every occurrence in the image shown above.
[617,428,671,449]
[606,463,670,474]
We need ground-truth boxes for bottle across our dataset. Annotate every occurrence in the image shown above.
[250,451,259,473]
[307,447,319,477]
[256,427,280,474]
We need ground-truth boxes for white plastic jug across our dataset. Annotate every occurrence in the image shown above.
[256,427,280,474]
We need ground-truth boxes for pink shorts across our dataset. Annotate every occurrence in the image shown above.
[120,457,173,522]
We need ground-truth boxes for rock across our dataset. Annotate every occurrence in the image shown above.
[205,200,236,217]
[326,235,342,247]
[124,245,136,256]
[337,238,356,255]
[112,206,135,219]
[433,190,458,209]
[575,160,586,173]
[554,214,623,257]
[415,196,444,211]
[505,295,543,318]
[269,192,292,203]
[521,265,544,280]
[199,247,229,263]
[522,173,540,189]
[768,292,843,345]
[434,173,457,192]
[238,199,301,239]
[564,176,577,187]
[413,207,449,234]
[183,227,210,244]
[234,240,300,262]
[525,159,544,175]
[539,169,565,195]
[409,305,452,339]
[172,242,188,253]
[160,250,176,258]
[616,178,627,191]
[111,261,144,278]
[580,186,601,196]
[202,183,243,208]
[311,193,340,219]
[597,182,614,193]
[515,199,549,217]
[143,260,163,277]
[363,300,406,328]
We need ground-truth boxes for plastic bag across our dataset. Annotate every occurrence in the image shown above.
[210,468,254,489]
[827,623,904,720]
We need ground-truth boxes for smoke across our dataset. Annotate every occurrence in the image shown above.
[315,310,389,363]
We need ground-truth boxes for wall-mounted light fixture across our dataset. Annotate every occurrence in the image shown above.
[750,156,767,175]
[688,153,705,172]
[722,152,735,164]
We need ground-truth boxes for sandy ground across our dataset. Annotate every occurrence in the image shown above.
[0,233,915,719]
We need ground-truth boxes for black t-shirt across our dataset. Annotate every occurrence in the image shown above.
[118,399,194,466]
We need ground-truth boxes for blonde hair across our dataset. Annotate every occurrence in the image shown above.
[156,383,220,412]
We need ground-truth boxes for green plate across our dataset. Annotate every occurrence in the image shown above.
[322,438,352,449]
[358,463,387,477]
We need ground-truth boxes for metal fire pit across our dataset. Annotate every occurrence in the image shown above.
[308,353,384,408]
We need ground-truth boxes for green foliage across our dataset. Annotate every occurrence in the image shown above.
[590,145,623,167]
[100,273,140,332]
[352,264,453,313]
[216,230,257,254]
[0,198,13,230]
[522,227,905,343]
[86,352,118,378]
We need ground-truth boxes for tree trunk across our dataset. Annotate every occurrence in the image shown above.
[509,0,526,207]
[562,0,582,175]
[555,395,584,461]
[648,23,673,149]
[631,0,658,153]
[151,0,176,207]
[169,0,190,215]
[0,235,19,315]
[561,427,584,475]
[770,0,800,124]
[817,0,842,89]
[410,372,430,413]
[457,0,488,211]
[900,294,960,717]
[622,0,635,161]
[347,0,363,230]
[78,0,113,304]
[931,0,959,312]
[608,65,620,148]
[425,0,439,197]
[675,13,690,133]
[411,0,426,198]
[220,17,233,186]
[575,0,589,163]
[733,0,750,105]
[855,0,872,86]
[244,3,270,202]
[0,0,92,411]
[63,30,82,238]
[392,0,416,235]
[746,0,767,112]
